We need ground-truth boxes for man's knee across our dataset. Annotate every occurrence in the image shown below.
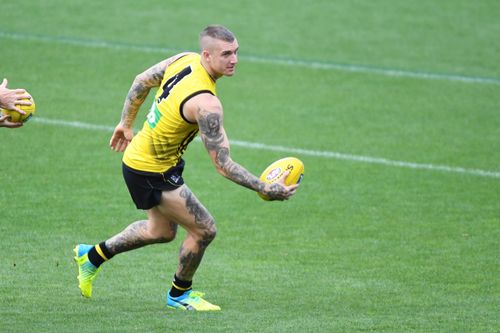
[198,220,217,248]
[206,222,217,242]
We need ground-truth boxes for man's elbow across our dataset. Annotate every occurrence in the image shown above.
[134,73,147,86]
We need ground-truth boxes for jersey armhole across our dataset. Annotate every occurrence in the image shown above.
[179,90,215,124]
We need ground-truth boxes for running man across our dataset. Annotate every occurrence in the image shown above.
[74,25,298,311]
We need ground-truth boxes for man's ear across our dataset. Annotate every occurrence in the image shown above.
[201,49,211,62]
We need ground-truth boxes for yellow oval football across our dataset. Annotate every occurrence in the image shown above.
[258,157,304,200]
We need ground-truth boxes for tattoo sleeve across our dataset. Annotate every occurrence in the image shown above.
[197,108,266,193]
[120,61,166,127]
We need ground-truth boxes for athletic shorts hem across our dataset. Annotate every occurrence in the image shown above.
[122,160,185,210]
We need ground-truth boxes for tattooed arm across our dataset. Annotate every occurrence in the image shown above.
[185,94,298,201]
[109,52,195,152]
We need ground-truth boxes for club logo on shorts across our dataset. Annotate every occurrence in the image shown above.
[170,174,181,184]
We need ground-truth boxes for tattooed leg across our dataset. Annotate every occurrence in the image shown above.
[176,233,212,280]
[105,218,176,256]
[172,186,217,281]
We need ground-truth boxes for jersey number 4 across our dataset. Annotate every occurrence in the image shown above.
[147,65,193,128]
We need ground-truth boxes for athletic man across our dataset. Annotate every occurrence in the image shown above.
[0,78,32,128]
[74,25,298,311]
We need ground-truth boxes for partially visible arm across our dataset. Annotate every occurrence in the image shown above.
[187,94,297,200]
[110,52,194,151]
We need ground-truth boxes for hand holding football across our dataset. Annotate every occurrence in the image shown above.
[1,97,36,123]
[258,157,304,200]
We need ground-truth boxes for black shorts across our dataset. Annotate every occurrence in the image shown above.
[122,160,185,210]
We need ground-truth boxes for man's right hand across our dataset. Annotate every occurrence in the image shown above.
[110,123,134,152]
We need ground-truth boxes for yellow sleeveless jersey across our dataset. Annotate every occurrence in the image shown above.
[123,53,216,173]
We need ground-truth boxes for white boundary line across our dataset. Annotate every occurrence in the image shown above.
[33,117,500,179]
[2,31,500,85]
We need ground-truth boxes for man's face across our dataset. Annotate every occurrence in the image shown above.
[205,38,239,78]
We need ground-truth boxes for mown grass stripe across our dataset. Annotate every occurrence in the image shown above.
[33,117,500,179]
[1,31,500,85]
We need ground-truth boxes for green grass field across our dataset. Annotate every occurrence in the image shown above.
[1,1,499,332]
